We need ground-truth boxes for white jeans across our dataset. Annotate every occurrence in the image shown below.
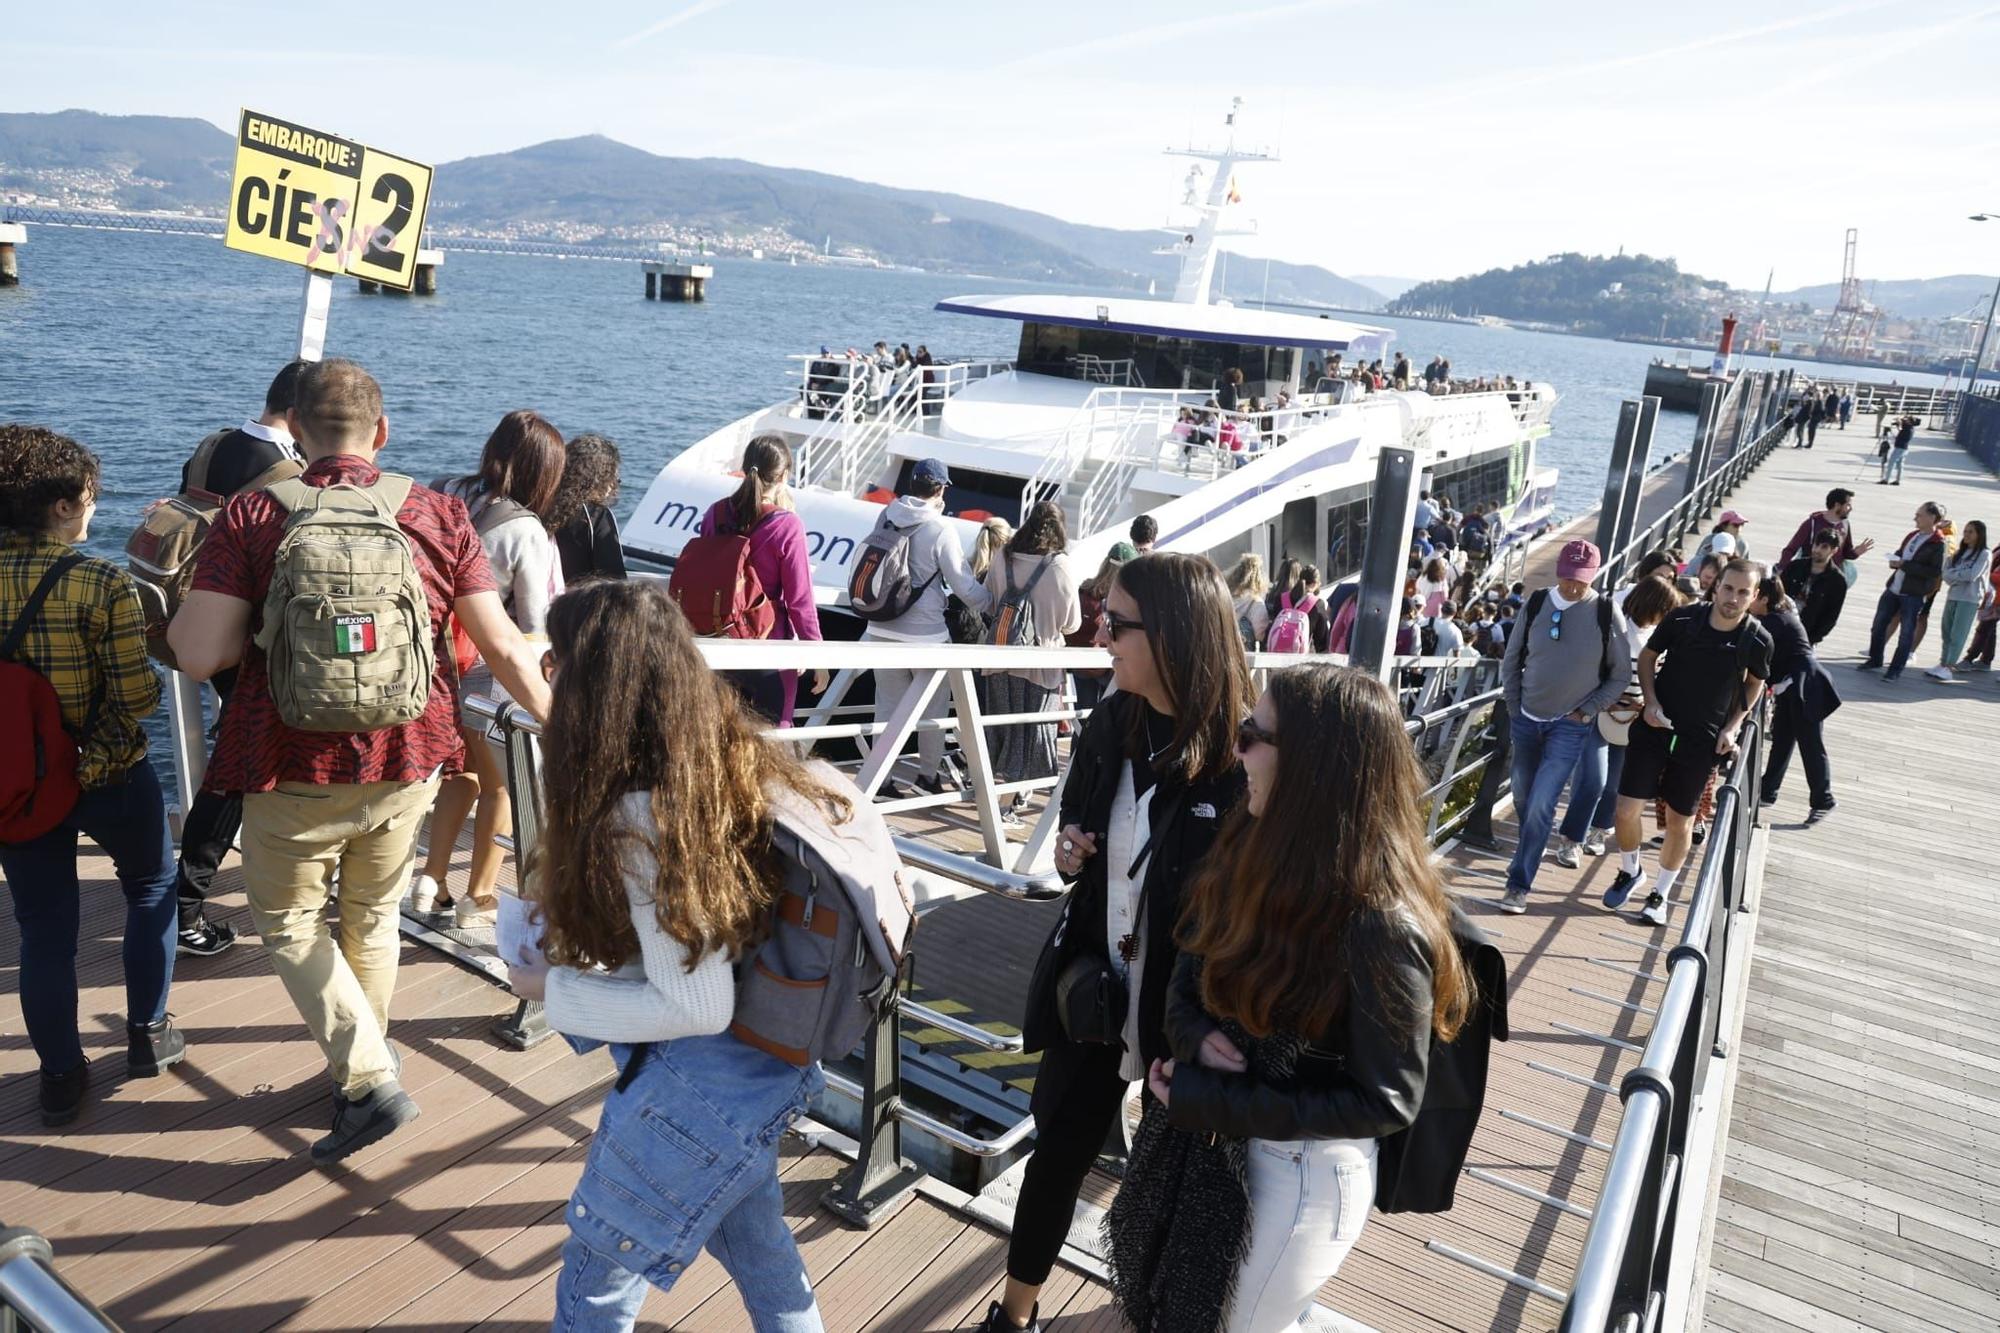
[1225,1137,1377,1333]
[870,662,948,779]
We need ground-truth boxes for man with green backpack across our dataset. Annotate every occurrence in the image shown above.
[169,359,552,1165]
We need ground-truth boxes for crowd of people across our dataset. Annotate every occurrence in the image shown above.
[4,352,1989,1332]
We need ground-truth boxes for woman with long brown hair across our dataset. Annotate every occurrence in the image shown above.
[1115,663,1472,1331]
[983,500,1080,826]
[978,552,1252,1333]
[506,578,846,1332]
[419,410,569,928]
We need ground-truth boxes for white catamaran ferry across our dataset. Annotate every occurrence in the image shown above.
[626,103,1559,604]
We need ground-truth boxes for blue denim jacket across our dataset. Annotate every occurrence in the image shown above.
[564,1032,823,1286]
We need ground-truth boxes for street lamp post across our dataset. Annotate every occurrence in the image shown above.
[1968,214,2000,395]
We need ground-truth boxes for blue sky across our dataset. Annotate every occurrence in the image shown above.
[9,1,2000,290]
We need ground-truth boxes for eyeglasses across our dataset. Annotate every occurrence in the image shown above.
[540,649,557,682]
[1236,717,1279,752]
[1102,611,1146,640]
[1548,607,1564,641]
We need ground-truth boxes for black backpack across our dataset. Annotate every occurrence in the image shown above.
[1374,905,1510,1213]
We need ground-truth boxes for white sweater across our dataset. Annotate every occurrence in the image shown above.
[438,477,565,635]
[542,793,736,1044]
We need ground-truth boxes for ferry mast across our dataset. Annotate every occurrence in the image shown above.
[1161,97,1273,307]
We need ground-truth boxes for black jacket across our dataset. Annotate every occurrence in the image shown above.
[554,503,627,583]
[1781,557,1848,644]
[1021,693,1245,1111]
[1886,530,1946,602]
[1160,910,1432,1143]
[1761,606,1842,722]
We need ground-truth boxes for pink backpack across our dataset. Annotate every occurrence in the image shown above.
[1265,591,1318,654]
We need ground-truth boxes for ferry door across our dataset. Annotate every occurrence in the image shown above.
[1278,498,1318,572]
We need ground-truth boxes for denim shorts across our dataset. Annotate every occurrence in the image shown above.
[566,1033,823,1286]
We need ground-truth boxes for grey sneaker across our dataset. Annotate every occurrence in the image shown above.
[312,1082,420,1165]
[1639,892,1670,927]
[1497,889,1529,915]
[1582,828,1610,856]
[1553,838,1581,869]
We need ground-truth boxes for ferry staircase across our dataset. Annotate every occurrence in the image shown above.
[797,369,925,496]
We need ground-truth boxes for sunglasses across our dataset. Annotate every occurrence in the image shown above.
[1547,607,1564,641]
[1236,717,1279,752]
[1103,611,1146,640]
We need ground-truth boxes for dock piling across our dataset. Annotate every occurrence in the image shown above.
[642,261,713,302]
[414,248,442,295]
[0,222,25,286]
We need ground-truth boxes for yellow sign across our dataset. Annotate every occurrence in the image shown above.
[224,109,433,290]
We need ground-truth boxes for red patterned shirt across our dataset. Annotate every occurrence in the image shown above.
[192,453,497,794]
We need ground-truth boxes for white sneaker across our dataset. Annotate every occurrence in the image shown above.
[1639,893,1671,927]
[1924,665,1953,681]
[1553,839,1581,869]
[408,873,442,915]
[1583,828,1611,856]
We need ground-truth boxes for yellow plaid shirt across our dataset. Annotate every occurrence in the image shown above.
[0,533,160,789]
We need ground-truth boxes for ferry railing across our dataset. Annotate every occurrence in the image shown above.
[1560,706,1765,1332]
[1017,385,1211,519]
[0,1223,121,1331]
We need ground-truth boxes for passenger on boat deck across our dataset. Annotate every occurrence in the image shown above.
[166,359,553,1165]
[862,458,992,799]
[1130,514,1158,555]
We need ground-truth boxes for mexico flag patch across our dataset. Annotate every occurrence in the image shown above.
[333,614,378,655]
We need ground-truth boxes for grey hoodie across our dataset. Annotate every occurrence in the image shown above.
[859,495,992,642]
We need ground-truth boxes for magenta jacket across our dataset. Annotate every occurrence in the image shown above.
[700,500,823,723]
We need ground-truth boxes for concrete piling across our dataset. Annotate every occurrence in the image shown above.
[0,222,25,287]
[414,248,442,296]
[643,261,712,302]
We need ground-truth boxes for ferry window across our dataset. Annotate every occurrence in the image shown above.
[1323,492,1370,582]
[892,459,1025,525]
[1018,322,1079,373]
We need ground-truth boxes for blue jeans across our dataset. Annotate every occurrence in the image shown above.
[1559,733,1624,843]
[1866,589,1924,674]
[554,1034,826,1332]
[1882,447,1908,483]
[0,762,177,1073]
[1505,715,1598,896]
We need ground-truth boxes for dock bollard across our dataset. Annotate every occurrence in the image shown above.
[0,222,25,286]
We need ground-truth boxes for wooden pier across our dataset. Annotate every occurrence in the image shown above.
[1688,418,2000,1332]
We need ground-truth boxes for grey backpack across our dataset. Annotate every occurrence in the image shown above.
[730,763,916,1067]
[255,474,435,733]
[846,512,937,622]
[988,555,1052,647]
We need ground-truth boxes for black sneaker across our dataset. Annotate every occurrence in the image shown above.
[127,1017,188,1078]
[40,1060,89,1128]
[972,1300,1039,1333]
[1691,824,1708,846]
[915,761,965,798]
[1639,892,1671,927]
[1806,802,1837,825]
[1458,829,1502,852]
[177,917,237,957]
[1602,869,1642,910]
[311,1082,420,1165]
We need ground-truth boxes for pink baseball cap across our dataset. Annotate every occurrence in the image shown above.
[1718,510,1750,526]
[1556,539,1602,580]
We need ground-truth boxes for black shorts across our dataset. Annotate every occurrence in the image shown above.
[1618,723,1720,818]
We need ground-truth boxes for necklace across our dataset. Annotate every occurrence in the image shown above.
[1144,710,1175,765]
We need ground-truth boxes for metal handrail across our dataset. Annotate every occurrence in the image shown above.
[0,1225,121,1332]
[1560,708,1765,1331]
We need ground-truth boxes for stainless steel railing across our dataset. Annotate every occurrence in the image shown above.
[0,1225,121,1333]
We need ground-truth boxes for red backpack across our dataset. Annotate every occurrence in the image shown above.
[669,510,779,639]
[0,556,88,845]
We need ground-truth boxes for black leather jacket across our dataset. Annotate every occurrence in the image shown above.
[1021,693,1245,1086]
[1162,911,1433,1142]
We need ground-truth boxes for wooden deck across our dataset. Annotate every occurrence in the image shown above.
[1688,420,2000,1331]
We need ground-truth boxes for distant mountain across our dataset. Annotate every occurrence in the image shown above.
[1772,274,1998,320]
[1392,252,1731,340]
[0,109,232,212]
[0,110,1383,305]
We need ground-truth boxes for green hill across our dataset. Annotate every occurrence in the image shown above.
[1393,253,1731,339]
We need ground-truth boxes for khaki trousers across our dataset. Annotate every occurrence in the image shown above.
[241,777,439,1098]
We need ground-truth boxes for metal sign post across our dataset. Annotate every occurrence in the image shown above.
[1612,398,1658,574]
[297,269,333,362]
[1682,380,1726,505]
[1349,445,1419,681]
[1595,399,1648,574]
